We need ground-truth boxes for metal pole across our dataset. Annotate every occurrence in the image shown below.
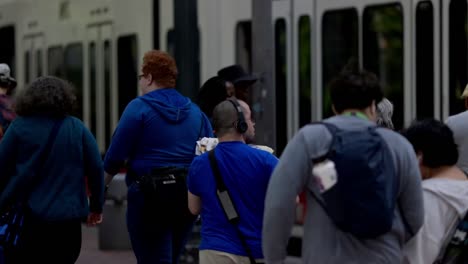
[252,0,276,150]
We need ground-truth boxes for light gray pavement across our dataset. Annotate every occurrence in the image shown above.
[76,226,136,264]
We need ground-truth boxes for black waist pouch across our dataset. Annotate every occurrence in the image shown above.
[137,167,194,223]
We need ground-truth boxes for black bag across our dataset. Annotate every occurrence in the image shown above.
[137,167,191,221]
[434,211,468,264]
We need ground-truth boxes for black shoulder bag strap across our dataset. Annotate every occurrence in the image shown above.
[20,118,65,202]
[208,149,257,264]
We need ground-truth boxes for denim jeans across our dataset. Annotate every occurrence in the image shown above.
[127,182,195,264]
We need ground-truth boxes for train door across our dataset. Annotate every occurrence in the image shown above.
[271,0,314,154]
[272,1,293,155]
[316,0,410,129]
[22,34,45,86]
[86,23,114,153]
[412,0,440,120]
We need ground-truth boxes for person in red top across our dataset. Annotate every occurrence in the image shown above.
[0,63,17,141]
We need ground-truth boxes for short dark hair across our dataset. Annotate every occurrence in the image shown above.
[196,76,228,118]
[15,76,76,117]
[329,67,383,113]
[402,119,458,168]
[212,100,238,137]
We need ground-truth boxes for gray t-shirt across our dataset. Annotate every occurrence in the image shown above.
[263,115,424,264]
[446,111,468,174]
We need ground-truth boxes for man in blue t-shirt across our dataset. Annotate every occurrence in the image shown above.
[187,99,278,263]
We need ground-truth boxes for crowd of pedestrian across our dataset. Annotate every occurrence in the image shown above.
[0,51,467,264]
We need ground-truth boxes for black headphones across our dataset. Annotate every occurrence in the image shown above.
[227,99,248,134]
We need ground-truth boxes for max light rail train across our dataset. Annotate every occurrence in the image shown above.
[0,0,466,156]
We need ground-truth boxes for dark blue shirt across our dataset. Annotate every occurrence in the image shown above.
[104,88,213,179]
[187,141,278,258]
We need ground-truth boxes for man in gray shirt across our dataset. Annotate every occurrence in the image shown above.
[263,69,424,264]
[446,84,468,175]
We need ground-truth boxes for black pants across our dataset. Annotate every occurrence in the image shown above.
[7,217,82,264]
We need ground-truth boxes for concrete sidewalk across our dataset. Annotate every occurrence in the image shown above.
[76,226,136,264]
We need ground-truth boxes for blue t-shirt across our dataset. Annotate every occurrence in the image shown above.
[187,141,278,258]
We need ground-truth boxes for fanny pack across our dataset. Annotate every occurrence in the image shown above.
[135,167,192,222]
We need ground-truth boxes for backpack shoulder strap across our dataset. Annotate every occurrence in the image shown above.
[309,121,337,164]
[207,149,257,264]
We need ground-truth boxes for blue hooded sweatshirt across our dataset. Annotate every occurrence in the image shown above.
[104,88,213,179]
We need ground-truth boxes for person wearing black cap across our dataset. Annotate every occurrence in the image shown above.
[218,64,257,102]
[0,63,17,141]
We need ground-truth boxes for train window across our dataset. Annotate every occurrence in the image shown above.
[449,0,467,115]
[166,29,175,57]
[64,43,83,120]
[89,42,97,137]
[36,50,43,77]
[298,16,312,127]
[47,46,65,78]
[363,4,404,129]
[416,1,434,119]
[104,40,112,149]
[173,0,200,98]
[322,9,358,119]
[117,35,138,117]
[153,0,159,49]
[236,21,252,73]
[24,51,30,84]
[275,18,287,156]
[0,26,15,76]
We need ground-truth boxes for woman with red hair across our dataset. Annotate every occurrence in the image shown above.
[104,50,213,263]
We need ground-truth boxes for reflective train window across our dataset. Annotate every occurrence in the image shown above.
[104,40,112,149]
[322,9,358,119]
[117,35,138,117]
[449,0,467,115]
[275,18,287,156]
[24,51,30,84]
[47,46,65,79]
[89,42,97,137]
[36,50,43,77]
[298,15,311,127]
[236,21,252,73]
[64,44,83,120]
[416,1,434,119]
[0,26,15,77]
[363,4,404,129]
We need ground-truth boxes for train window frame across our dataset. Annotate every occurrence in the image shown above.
[47,46,65,78]
[415,1,434,119]
[449,0,468,115]
[117,34,138,118]
[275,18,287,156]
[321,8,359,119]
[363,3,404,129]
[236,20,253,73]
[64,43,84,120]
